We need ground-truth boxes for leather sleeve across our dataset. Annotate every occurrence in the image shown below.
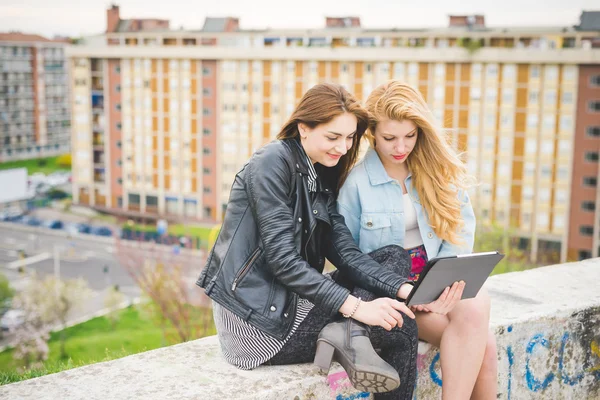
[244,143,350,317]
[325,195,407,299]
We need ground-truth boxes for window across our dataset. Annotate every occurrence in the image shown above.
[560,116,572,131]
[527,114,538,128]
[590,75,600,87]
[543,114,554,129]
[580,226,594,236]
[486,64,498,77]
[545,90,556,106]
[128,193,141,204]
[583,177,598,187]
[582,201,596,212]
[203,167,210,174]
[525,139,537,154]
[470,87,481,100]
[553,215,564,229]
[562,92,573,104]
[589,101,600,112]
[203,108,211,116]
[203,148,211,155]
[202,67,211,76]
[203,128,211,136]
[587,126,600,138]
[203,187,211,194]
[146,195,158,207]
[528,90,538,104]
[116,103,121,111]
[530,66,540,79]
[541,141,554,154]
[502,88,514,103]
[578,250,592,261]
[585,152,599,162]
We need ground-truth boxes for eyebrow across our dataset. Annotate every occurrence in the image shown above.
[327,130,357,136]
[382,128,418,136]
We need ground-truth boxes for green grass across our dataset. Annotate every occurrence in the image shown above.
[0,305,215,385]
[0,155,70,175]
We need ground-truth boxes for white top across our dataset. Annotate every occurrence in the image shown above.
[403,192,424,249]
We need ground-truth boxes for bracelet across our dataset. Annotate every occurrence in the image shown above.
[342,297,362,318]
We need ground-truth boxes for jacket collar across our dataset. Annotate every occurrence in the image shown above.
[286,138,334,194]
[287,138,311,175]
[364,147,414,188]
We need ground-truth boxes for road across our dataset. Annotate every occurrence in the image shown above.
[0,226,141,348]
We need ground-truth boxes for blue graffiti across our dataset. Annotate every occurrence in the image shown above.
[507,345,514,400]
[336,393,370,400]
[525,333,556,391]
[429,352,443,387]
[559,332,585,386]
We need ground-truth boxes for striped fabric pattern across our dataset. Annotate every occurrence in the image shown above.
[213,151,319,370]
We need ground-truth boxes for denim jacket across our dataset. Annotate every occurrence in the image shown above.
[337,148,476,259]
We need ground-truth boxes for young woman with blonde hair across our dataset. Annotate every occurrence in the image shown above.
[338,81,498,399]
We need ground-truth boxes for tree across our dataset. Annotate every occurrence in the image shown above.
[473,222,537,275]
[56,154,72,168]
[0,272,15,310]
[12,273,91,365]
[116,239,213,344]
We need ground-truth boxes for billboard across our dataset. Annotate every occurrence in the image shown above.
[0,168,28,203]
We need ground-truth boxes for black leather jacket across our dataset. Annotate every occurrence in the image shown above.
[196,139,407,340]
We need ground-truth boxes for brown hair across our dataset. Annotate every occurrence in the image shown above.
[277,83,368,192]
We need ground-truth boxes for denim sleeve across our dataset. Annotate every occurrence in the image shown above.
[336,179,361,245]
[437,189,476,257]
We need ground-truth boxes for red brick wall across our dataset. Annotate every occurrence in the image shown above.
[568,64,600,260]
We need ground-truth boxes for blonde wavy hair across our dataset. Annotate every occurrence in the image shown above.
[364,80,473,245]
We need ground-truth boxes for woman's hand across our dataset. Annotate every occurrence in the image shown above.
[418,281,465,315]
[410,304,431,313]
[352,297,416,331]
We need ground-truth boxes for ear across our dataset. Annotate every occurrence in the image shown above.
[297,122,308,134]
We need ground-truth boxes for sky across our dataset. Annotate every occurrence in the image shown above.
[0,0,598,38]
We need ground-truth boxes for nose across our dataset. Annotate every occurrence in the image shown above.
[394,141,406,153]
[335,142,348,155]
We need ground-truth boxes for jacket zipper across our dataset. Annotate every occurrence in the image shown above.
[304,222,316,260]
[231,248,261,291]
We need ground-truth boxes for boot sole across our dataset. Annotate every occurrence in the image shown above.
[315,339,400,393]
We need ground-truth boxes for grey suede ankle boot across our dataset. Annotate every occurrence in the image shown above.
[313,319,400,393]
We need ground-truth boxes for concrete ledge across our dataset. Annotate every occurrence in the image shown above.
[2,259,600,399]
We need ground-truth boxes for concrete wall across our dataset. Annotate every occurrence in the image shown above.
[2,259,600,399]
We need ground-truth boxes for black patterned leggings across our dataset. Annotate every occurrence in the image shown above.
[267,245,419,400]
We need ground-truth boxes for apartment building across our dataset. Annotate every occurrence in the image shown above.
[0,32,71,161]
[68,6,600,262]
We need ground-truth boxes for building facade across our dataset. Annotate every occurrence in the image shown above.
[0,33,71,161]
[68,8,600,262]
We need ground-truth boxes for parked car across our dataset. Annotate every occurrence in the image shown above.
[45,219,64,230]
[91,226,113,237]
[0,309,25,332]
[20,216,43,226]
[0,207,23,221]
[66,222,91,235]
[46,171,70,186]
